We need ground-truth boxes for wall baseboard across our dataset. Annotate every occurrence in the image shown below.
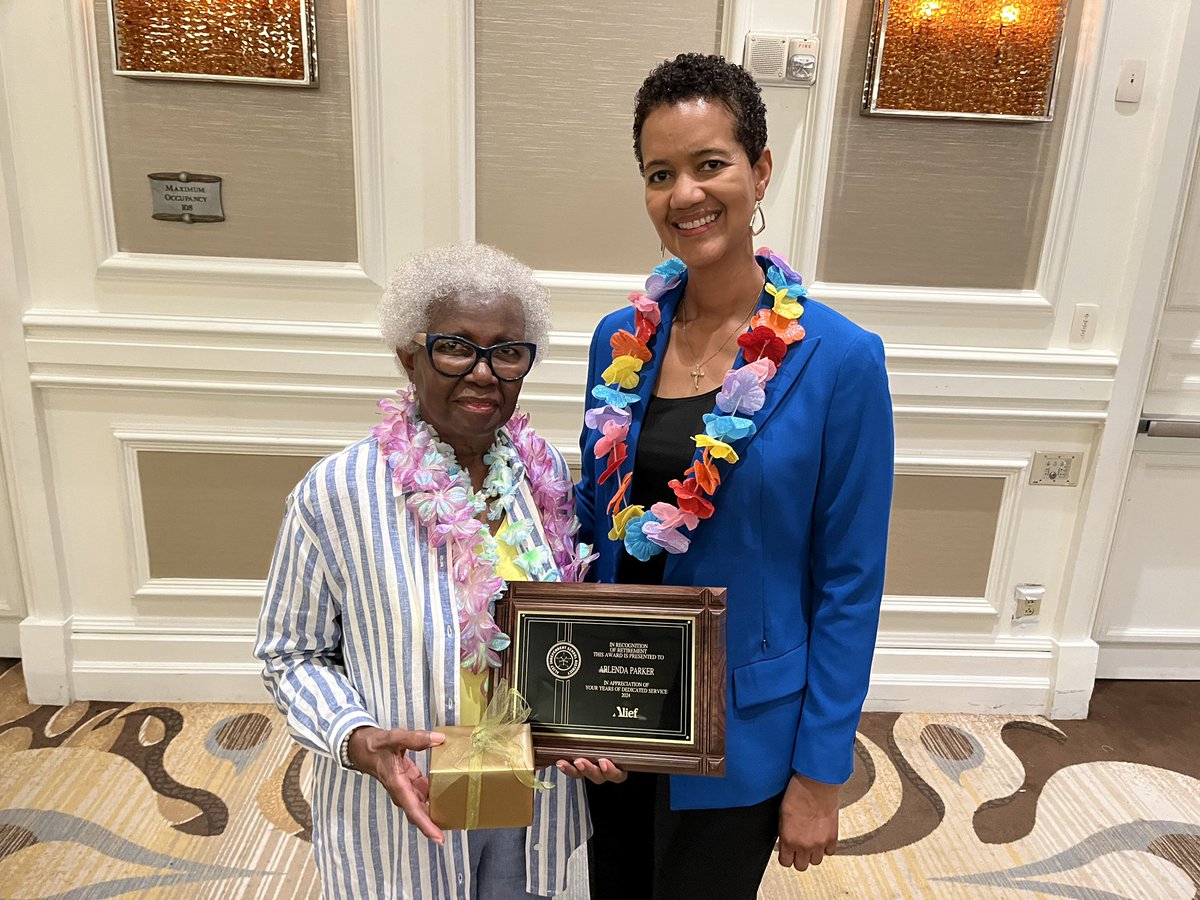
[864,645,1052,715]
[19,617,72,705]
[71,661,268,704]
[1096,642,1200,680]
[62,616,1066,713]
[70,617,266,703]
[1048,638,1100,719]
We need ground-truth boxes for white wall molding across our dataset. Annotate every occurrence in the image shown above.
[65,612,1062,710]
[23,310,1119,419]
[866,646,1052,714]
[790,0,849,280]
[133,578,267,605]
[808,283,1054,315]
[69,660,268,704]
[892,405,1106,423]
[538,267,1061,340]
[348,0,387,283]
[114,429,360,455]
[458,0,476,242]
[1030,0,1112,310]
[0,20,74,700]
[376,0,469,263]
[1063,1,1200,652]
[79,0,391,289]
[893,454,1028,620]
[96,253,381,291]
[38,313,1098,378]
[1146,337,1200,406]
[721,0,754,61]
[1100,627,1200,644]
[1048,637,1099,718]
[880,596,998,619]
[537,271,646,294]
[19,618,73,705]
[115,430,358,598]
[70,616,264,702]
[1096,645,1200,680]
[787,0,1109,322]
[1166,284,1200,312]
[26,372,1116,423]
[68,0,117,265]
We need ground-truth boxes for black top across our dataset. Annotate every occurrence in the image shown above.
[616,388,719,586]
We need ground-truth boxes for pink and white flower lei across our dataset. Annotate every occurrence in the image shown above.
[372,386,596,672]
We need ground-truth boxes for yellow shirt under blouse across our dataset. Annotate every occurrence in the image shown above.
[458,529,526,726]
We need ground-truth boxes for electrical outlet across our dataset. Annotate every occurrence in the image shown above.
[1029,452,1081,486]
[1013,584,1044,623]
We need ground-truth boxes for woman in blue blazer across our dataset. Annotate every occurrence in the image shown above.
[566,54,894,898]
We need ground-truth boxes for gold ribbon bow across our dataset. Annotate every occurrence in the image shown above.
[435,679,553,829]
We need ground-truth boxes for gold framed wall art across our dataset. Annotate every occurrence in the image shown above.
[108,0,318,87]
[863,0,1068,121]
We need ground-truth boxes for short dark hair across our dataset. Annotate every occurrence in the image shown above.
[632,53,768,172]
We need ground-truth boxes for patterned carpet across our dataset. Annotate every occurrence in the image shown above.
[0,658,1197,898]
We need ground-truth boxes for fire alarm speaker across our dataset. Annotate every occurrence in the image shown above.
[743,33,788,84]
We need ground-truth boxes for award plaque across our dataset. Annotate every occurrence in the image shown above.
[495,582,726,776]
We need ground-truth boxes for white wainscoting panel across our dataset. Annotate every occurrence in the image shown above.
[20,307,1114,707]
[116,431,355,597]
[1095,445,1200,679]
[882,455,1028,624]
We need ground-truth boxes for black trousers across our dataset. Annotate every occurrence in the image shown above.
[585,772,784,900]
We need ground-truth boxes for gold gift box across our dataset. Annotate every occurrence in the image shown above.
[429,724,535,830]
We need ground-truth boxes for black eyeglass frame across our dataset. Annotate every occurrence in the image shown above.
[415,332,538,382]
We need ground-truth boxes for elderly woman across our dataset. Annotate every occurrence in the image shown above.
[571,54,894,898]
[256,243,594,899]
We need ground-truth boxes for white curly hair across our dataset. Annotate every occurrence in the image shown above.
[378,242,551,364]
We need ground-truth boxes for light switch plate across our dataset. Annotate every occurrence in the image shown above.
[1029,452,1081,486]
[1116,59,1146,103]
[1070,303,1099,344]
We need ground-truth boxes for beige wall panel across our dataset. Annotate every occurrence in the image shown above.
[94,0,357,261]
[475,0,723,274]
[817,0,1081,289]
[139,451,320,580]
[885,474,1004,597]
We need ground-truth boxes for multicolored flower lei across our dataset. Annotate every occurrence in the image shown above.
[373,387,596,672]
[587,248,807,562]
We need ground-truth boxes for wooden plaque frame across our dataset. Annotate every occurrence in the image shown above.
[495,582,726,776]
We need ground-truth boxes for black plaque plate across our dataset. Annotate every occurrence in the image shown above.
[496,582,726,776]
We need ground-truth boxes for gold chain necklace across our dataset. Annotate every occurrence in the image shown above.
[676,280,765,391]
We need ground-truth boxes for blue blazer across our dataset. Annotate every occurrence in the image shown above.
[575,263,894,810]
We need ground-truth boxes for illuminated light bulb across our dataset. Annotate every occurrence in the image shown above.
[1000,5,1021,24]
[918,1,943,18]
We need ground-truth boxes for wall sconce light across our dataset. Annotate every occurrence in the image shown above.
[863,0,1068,121]
[108,0,318,87]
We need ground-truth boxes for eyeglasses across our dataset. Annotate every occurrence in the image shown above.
[414,332,537,382]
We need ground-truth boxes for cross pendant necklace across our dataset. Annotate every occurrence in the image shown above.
[678,278,765,392]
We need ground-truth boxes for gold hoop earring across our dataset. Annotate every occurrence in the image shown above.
[751,202,766,236]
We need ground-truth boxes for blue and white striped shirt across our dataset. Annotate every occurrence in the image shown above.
[255,435,589,899]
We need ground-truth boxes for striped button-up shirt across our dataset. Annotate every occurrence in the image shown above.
[255,435,589,899]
